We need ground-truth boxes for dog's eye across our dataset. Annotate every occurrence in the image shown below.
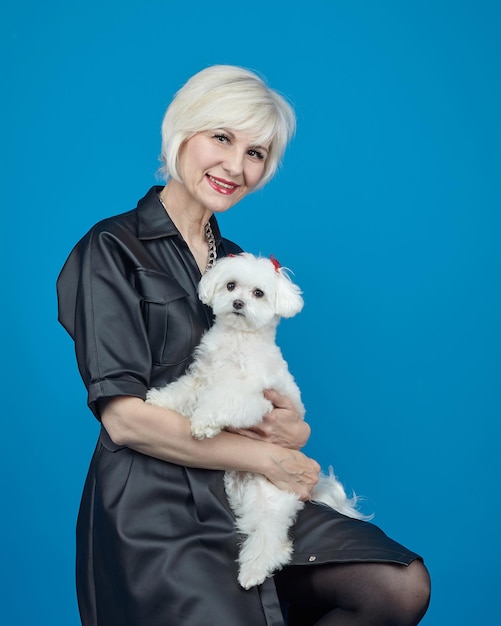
[253,289,264,298]
[227,282,235,292]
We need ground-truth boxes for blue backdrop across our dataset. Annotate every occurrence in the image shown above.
[2,1,499,624]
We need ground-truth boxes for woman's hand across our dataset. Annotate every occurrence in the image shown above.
[263,446,321,501]
[227,389,311,450]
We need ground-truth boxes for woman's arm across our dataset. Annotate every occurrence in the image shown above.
[101,396,320,501]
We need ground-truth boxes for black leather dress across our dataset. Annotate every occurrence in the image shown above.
[57,186,420,626]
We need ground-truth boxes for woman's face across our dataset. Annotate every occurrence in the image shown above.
[176,129,269,214]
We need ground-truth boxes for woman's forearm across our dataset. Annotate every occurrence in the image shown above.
[102,396,274,472]
[101,396,320,500]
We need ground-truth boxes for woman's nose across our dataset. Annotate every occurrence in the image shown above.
[223,149,244,177]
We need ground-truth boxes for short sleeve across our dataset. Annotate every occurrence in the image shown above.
[57,226,154,418]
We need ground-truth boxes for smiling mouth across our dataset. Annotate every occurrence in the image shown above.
[207,174,239,195]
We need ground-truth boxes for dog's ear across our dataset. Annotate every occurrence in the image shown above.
[274,270,304,318]
[197,256,231,305]
[198,266,220,306]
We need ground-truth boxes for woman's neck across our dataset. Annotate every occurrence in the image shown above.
[159,180,211,243]
[159,180,213,274]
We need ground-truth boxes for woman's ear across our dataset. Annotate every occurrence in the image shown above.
[274,270,304,318]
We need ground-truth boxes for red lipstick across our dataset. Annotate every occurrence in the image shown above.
[206,174,239,195]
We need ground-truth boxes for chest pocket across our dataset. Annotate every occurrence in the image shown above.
[134,268,194,367]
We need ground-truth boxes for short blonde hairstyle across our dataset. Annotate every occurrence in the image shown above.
[160,65,296,190]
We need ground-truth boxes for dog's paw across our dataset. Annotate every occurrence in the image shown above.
[237,541,293,589]
[191,423,222,440]
[238,552,290,588]
[238,565,268,590]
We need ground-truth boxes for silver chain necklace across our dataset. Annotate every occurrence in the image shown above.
[204,220,217,272]
[159,194,217,273]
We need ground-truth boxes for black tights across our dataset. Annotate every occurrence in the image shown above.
[275,560,431,626]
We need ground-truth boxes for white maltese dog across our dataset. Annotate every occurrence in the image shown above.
[147,253,369,589]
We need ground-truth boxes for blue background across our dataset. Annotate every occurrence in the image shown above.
[2,1,499,624]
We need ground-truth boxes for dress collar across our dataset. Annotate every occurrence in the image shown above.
[136,185,222,243]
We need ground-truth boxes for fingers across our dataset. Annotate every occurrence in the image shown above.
[268,450,321,501]
[294,459,321,501]
[263,388,293,410]
[226,412,310,449]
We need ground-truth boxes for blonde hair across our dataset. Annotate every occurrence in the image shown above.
[159,65,296,190]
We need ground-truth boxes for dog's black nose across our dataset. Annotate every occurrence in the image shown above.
[233,299,244,310]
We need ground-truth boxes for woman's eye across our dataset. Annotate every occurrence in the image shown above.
[227,282,235,291]
[253,289,264,298]
[214,134,230,144]
[248,149,265,160]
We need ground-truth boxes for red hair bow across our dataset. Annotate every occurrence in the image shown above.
[270,255,281,272]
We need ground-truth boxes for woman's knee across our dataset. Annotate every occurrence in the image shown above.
[352,560,430,625]
[276,559,431,625]
[407,561,431,614]
[388,560,431,624]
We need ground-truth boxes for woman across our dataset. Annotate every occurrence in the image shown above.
[57,65,430,626]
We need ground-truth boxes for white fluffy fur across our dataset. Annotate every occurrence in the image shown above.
[146,253,370,589]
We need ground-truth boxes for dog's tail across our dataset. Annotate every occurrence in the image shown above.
[310,466,374,521]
